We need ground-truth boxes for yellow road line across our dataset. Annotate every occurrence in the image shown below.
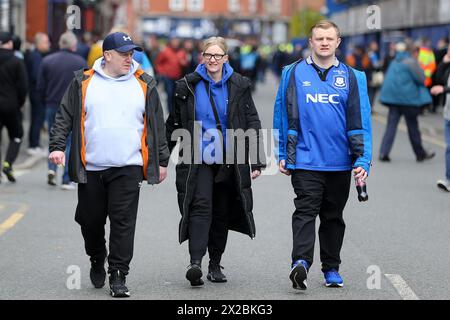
[0,204,28,236]
[373,113,446,149]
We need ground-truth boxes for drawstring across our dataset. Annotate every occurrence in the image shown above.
[222,80,227,117]
[208,78,227,118]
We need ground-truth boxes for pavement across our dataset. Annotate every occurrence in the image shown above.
[1,74,449,301]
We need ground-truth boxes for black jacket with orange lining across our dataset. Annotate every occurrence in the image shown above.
[49,68,170,185]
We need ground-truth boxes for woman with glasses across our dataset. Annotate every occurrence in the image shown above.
[166,36,265,286]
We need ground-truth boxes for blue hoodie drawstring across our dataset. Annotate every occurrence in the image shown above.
[208,68,228,118]
[222,80,227,117]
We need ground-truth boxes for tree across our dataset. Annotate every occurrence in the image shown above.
[290,8,325,39]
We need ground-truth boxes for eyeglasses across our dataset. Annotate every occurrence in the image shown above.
[202,52,226,61]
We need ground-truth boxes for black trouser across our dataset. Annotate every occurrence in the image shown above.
[0,109,23,167]
[188,164,232,265]
[75,166,143,275]
[291,170,351,272]
[379,105,426,159]
[28,89,45,148]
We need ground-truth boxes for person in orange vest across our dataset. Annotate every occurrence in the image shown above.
[417,38,437,88]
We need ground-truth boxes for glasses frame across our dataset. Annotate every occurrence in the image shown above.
[202,52,227,61]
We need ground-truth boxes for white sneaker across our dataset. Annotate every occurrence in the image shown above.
[27,147,38,156]
[27,147,47,157]
[48,170,57,186]
[61,182,77,191]
[437,179,450,192]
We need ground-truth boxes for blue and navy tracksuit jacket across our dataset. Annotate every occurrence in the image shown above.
[273,56,372,174]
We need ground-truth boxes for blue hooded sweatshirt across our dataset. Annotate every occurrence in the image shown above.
[194,62,234,163]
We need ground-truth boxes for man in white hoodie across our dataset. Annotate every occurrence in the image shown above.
[49,32,170,298]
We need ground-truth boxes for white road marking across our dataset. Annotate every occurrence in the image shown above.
[385,274,420,300]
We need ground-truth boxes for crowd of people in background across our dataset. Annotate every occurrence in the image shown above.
[1,27,450,191]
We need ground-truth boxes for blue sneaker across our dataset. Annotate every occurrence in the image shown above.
[289,260,309,290]
[324,269,344,287]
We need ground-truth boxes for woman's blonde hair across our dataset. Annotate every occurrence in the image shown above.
[202,36,228,54]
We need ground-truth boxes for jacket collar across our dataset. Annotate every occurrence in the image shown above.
[74,68,156,91]
[306,55,340,68]
[184,71,251,90]
[183,71,251,124]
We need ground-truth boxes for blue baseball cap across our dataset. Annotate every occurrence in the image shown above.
[102,32,142,53]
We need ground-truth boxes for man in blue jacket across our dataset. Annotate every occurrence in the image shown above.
[273,20,372,290]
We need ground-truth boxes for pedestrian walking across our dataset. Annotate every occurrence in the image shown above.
[37,31,87,189]
[379,42,435,162]
[273,20,372,290]
[0,32,28,184]
[25,32,50,156]
[430,43,450,192]
[165,36,265,287]
[367,41,384,108]
[155,36,188,113]
[239,45,260,92]
[49,32,169,297]
[417,38,436,89]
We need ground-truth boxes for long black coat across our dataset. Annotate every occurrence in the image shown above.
[165,71,265,244]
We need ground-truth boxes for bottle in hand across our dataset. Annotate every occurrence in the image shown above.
[355,177,368,202]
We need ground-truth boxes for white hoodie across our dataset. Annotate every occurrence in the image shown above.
[84,58,145,171]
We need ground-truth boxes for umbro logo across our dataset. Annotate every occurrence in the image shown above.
[123,36,132,41]
[302,81,311,87]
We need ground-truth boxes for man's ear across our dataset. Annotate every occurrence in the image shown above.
[337,37,342,48]
[103,51,110,62]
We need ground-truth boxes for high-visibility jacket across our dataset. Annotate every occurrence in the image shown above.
[418,47,436,87]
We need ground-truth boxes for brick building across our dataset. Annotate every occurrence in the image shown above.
[2,0,118,48]
[121,0,296,43]
[1,0,327,48]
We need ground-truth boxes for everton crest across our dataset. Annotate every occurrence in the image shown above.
[333,75,346,88]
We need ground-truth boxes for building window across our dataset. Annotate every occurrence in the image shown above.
[169,0,184,12]
[187,0,203,12]
[229,0,240,13]
[249,0,257,14]
[264,0,280,15]
[272,0,281,14]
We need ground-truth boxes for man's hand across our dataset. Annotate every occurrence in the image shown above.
[353,167,368,181]
[159,166,167,183]
[279,160,291,176]
[49,151,65,166]
[443,53,450,63]
[430,85,444,96]
[251,170,261,180]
